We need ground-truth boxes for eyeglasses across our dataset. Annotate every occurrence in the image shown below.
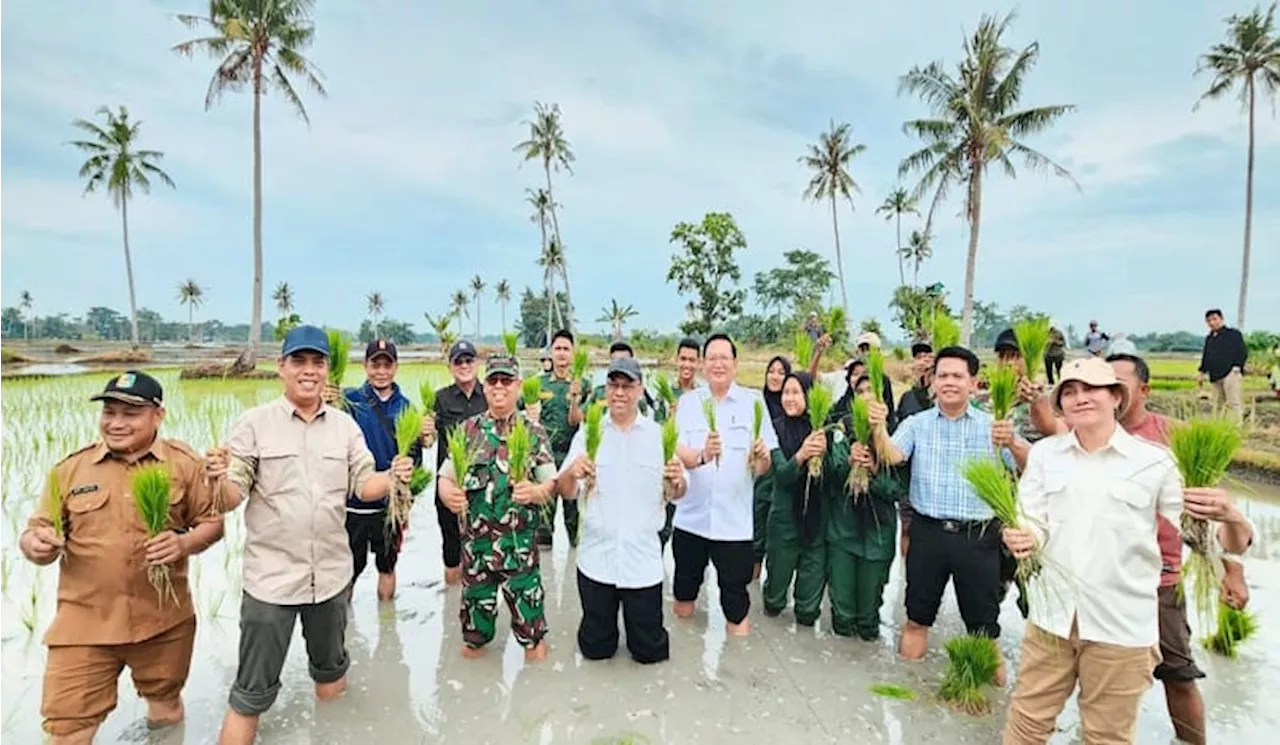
[606,380,638,391]
[486,376,518,388]
[452,356,475,366]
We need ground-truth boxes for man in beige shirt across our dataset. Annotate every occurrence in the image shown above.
[207,326,413,745]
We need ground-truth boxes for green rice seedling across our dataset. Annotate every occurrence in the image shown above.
[131,464,178,607]
[793,332,814,370]
[21,582,38,633]
[985,362,1019,421]
[418,380,438,447]
[1014,316,1052,383]
[386,408,424,532]
[805,384,835,479]
[825,306,847,342]
[1203,601,1258,658]
[847,397,872,497]
[865,346,886,404]
[937,634,1001,715]
[701,397,719,468]
[1170,416,1244,626]
[582,401,607,499]
[653,373,677,408]
[44,467,65,540]
[503,331,519,356]
[869,683,916,701]
[661,417,679,500]
[326,328,352,412]
[571,347,590,381]
[445,425,474,522]
[409,467,434,496]
[507,417,533,484]
[962,456,1044,617]
[750,399,765,474]
[521,376,543,421]
[932,309,961,350]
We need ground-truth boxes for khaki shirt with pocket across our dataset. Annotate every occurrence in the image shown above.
[28,438,223,647]
[226,397,378,606]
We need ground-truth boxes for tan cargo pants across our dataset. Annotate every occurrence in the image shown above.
[1212,369,1244,423]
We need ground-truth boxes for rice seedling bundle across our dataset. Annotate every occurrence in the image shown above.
[582,401,607,499]
[793,332,814,370]
[865,347,886,405]
[661,416,679,500]
[985,363,1019,421]
[131,465,178,607]
[1203,601,1258,658]
[701,397,719,468]
[571,348,590,381]
[937,634,1001,715]
[750,399,764,474]
[386,408,424,531]
[826,306,847,343]
[521,377,543,419]
[445,425,474,521]
[961,457,1043,616]
[653,374,677,408]
[847,397,872,497]
[805,384,834,479]
[326,329,352,412]
[507,417,533,483]
[409,467,434,496]
[418,381,437,447]
[43,467,66,540]
[1169,416,1243,625]
[503,331,519,356]
[1014,316,1052,382]
[931,309,961,350]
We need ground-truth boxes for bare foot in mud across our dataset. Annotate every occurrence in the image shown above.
[673,601,695,618]
[315,676,347,701]
[461,645,485,659]
[146,697,184,728]
[524,640,549,662]
[444,566,462,586]
[727,618,751,637]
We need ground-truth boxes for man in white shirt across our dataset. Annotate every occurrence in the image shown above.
[557,358,688,663]
[1001,358,1181,745]
[673,334,776,636]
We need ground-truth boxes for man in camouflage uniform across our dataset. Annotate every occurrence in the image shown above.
[438,354,558,662]
[534,329,590,547]
[587,341,656,417]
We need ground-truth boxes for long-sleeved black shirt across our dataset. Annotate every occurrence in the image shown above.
[433,381,488,472]
[1199,327,1248,382]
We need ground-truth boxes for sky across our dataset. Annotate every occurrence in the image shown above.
[2,0,1278,339]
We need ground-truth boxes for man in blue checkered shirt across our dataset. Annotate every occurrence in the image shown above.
[869,346,1029,685]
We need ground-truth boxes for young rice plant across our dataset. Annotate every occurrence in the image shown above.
[1014,316,1052,383]
[131,465,179,607]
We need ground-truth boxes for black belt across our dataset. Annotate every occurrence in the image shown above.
[915,512,993,533]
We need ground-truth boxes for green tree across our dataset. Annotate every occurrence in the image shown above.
[517,287,569,349]
[494,279,511,333]
[272,281,294,320]
[888,284,951,340]
[876,188,919,286]
[666,212,748,335]
[515,102,575,330]
[752,249,834,323]
[470,275,486,338]
[366,291,385,337]
[799,120,865,325]
[359,317,414,345]
[537,238,567,338]
[898,11,1076,345]
[69,105,176,348]
[18,290,33,340]
[450,289,469,337]
[1195,2,1279,330]
[424,310,457,356]
[176,279,205,342]
[596,299,639,342]
[898,230,933,287]
[175,0,326,367]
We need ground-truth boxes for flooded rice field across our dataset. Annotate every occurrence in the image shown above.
[2,368,1279,744]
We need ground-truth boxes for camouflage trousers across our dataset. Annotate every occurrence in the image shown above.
[461,564,548,649]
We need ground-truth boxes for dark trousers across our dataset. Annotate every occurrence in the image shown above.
[229,591,349,716]
[537,450,580,545]
[576,570,669,664]
[433,490,461,568]
[1045,354,1065,385]
[671,528,753,624]
[904,513,1003,639]
[346,511,403,580]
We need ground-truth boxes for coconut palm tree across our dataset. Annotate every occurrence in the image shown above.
[450,290,470,337]
[515,102,576,330]
[494,279,511,333]
[176,279,205,342]
[876,188,919,286]
[18,291,33,340]
[799,120,866,326]
[898,11,1076,345]
[538,240,567,337]
[174,0,326,368]
[1195,2,1279,331]
[899,230,934,287]
[272,281,294,318]
[596,299,638,342]
[424,310,456,357]
[366,290,385,336]
[69,105,175,348]
[469,275,486,338]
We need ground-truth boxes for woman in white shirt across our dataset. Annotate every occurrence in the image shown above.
[1001,357,1182,745]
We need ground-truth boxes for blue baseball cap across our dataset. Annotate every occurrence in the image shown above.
[281,325,330,357]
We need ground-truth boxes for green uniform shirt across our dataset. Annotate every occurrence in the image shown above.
[767,429,851,543]
[537,372,590,454]
[826,466,906,561]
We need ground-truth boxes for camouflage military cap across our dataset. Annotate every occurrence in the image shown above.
[485,354,520,379]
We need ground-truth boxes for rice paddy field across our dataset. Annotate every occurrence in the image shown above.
[2,364,1280,744]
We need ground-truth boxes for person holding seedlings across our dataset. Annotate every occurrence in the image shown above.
[1023,352,1255,745]
[762,371,845,626]
[978,329,1042,444]
[438,353,558,661]
[587,341,657,417]
[867,346,1028,679]
[557,357,688,663]
[19,370,228,742]
[430,339,488,586]
[209,325,414,745]
[1000,357,1182,745]
[856,331,897,424]
[535,329,590,547]
[1197,308,1248,424]
[656,336,703,549]
[894,342,935,557]
[672,333,777,636]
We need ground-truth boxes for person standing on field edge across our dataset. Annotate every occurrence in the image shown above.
[1044,325,1066,384]
[1198,308,1248,424]
[209,326,414,745]
[1083,320,1110,357]
[427,339,488,586]
[535,329,590,547]
[20,371,229,743]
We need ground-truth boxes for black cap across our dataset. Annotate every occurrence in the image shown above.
[606,357,643,382]
[365,339,398,362]
[911,342,933,357]
[994,329,1019,353]
[449,340,478,363]
[90,370,163,407]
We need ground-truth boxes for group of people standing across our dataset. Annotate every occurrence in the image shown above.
[16,319,1258,744]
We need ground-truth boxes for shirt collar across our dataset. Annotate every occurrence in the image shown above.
[277,395,328,421]
[933,403,976,421]
[92,437,168,464]
[1062,422,1136,457]
[360,380,401,401]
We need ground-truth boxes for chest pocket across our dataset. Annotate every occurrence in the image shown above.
[64,486,111,540]
[722,423,751,452]
[259,448,300,496]
[1105,482,1154,525]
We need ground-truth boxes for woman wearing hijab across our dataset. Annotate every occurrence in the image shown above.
[753,355,792,578]
[830,376,908,640]
[762,372,849,625]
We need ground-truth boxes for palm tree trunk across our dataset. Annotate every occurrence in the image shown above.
[246,65,265,368]
[121,195,140,348]
[544,160,573,332]
[1238,78,1255,330]
[961,167,984,347]
[828,194,850,329]
[188,304,194,343]
[895,212,905,286]
[501,302,507,334]
[914,257,921,288]
[475,297,482,338]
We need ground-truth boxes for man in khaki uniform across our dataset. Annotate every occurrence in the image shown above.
[19,370,229,743]
[209,326,413,745]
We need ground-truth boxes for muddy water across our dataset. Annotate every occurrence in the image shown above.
[2,373,1279,743]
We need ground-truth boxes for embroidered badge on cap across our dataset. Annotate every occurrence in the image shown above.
[378,340,387,350]
[116,373,136,388]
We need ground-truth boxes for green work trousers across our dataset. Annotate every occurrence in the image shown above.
[763,537,827,625]
[826,546,891,639]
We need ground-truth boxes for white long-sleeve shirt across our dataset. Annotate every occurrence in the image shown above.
[1018,425,1182,648]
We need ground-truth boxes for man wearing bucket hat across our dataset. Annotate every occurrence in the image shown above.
[1022,352,1255,745]
[209,325,414,744]
[20,370,229,741]
[1001,357,1184,744]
